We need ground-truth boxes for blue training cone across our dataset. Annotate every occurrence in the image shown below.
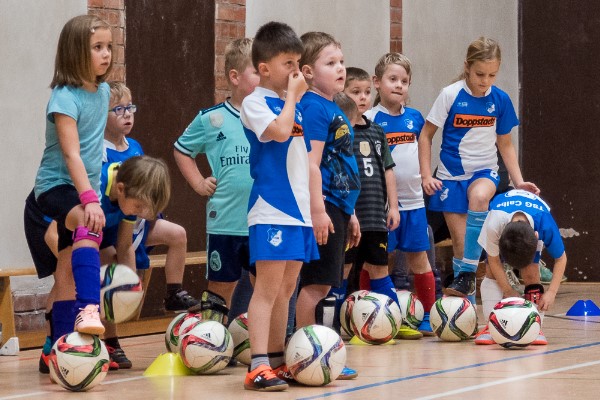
[566,300,600,317]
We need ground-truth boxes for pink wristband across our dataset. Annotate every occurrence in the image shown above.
[79,189,99,206]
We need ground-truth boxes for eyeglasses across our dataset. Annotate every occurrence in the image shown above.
[109,104,137,116]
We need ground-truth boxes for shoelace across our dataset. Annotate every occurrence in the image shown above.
[79,305,100,318]
[255,367,278,380]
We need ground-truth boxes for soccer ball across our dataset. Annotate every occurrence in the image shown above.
[395,289,425,329]
[285,325,346,386]
[179,320,233,374]
[339,290,370,337]
[488,297,541,348]
[99,263,144,324]
[430,296,477,341]
[165,312,203,353]
[48,332,109,392]
[228,313,251,365]
[351,292,402,344]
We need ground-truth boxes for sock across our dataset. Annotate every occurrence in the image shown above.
[42,336,52,356]
[250,354,270,371]
[167,283,183,297]
[359,269,371,290]
[413,271,436,313]
[51,300,77,344]
[461,210,488,273]
[328,279,348,316]
[452,258,462,278]
[104,337,121,349]
[480,277,503,323]
[370,275,399,306]
[72,247,101,309]
[268,351,285,369]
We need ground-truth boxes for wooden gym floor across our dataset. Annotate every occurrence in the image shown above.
[1,283,600,400]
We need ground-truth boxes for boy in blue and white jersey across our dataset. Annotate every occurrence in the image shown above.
[239,22,317,392]
[474,189,566,345]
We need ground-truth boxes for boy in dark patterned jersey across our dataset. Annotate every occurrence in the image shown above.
[332,90,400,343]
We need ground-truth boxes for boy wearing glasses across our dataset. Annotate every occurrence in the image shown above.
[102,81,199,369]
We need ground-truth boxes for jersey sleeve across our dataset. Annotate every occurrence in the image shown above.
[495,91,519,135]
[538,213,565,259]
[477,210,505,256]
[301,101,329,142]
[47,86,79,123]
[380,128,395,169]
[240,95,277,141]
[174,112,208,158]
[426,87,451,128]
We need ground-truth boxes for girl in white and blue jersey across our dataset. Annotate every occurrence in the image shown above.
[419,37,539,305]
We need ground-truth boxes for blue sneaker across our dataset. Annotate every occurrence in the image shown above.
[417,313,434,336]
[337,366,358,380]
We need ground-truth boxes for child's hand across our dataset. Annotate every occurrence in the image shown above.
[516,181,540,195]
[198,176,217,196]
[347,215,361,248]
[287,71,308,102]
[312,211,334,245]
[387,209,400,232]
[84,202,105,233]
[537,289,556,312]
[422,176,443,196]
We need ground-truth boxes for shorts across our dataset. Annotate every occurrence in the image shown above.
[36,184,80,251]
[428,169,500,213]
[344,231,388,266]
[300,202,350,288]
[249,224,318,266]
[206,234,250,282]
[24,190,57,278]
[388,207,431,252]
[101,218,154,270]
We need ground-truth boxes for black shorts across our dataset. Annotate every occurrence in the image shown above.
[36,184,80,251]
[344,231,388,267]
[300,202,350,288]
[24,190,57,278]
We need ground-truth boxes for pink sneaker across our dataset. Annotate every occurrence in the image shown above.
[74,305,105,335]
[531,330,548,345]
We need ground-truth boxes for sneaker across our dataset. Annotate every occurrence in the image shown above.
[417,313,434,336]
[273,364,295,382]
[39,352,50,374]
[396,324,423,340]
[474,325,495,345]
[74,304,105,335]
[337,366,358,380]
[164,289,200,312]
[107,345,132,369]
[244,365,289,391]
[531,330,548,345]
[504,263,524,295]
[187,290,229,324]
[443,272,476,297]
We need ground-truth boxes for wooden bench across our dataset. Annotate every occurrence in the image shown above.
[0,251,206,349]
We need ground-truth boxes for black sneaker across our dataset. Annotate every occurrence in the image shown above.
[107,345,132,369]
[39,352,50,374]
[443,272,476,297]
[244,365,288,391]
[187,290,229,324]
[164,289,200,312]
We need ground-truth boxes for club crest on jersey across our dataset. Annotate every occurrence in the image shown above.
[404,119,414,130]
[209,112,224,128]
[267,228,283,247]
[359,141,371,157]
[486,102,496,113]
[375,141,382,156]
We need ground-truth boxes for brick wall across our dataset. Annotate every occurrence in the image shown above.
[214,0,247,103]
[89,0,126,82]
[390,0,402,53]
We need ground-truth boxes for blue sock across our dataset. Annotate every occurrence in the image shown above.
[72,247,101,309]
[370,276,399,306]
[452,258,462,278]
[42,336,52,355]
[461,210,488,273]
[51,300,77,344]
[328,279,348,316]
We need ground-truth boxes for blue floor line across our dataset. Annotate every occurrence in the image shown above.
[296,341,600,400]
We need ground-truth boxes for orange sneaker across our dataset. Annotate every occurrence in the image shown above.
[244,365,289,391]
[474,325,495,345]
[531,330,548,345]
[74,304,105,335]
[272,364,295,382]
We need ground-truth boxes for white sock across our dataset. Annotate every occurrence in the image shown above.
[480,277,503,324]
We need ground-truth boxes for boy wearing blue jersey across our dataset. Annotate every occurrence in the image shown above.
[240,22,317,391]
[365,55,437,336]
[474,189,566,345]
[419,38,539,306]
[175,39,259,325]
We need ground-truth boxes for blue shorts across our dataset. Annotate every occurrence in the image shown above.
[249,224,319,266]
[101,218,156,270]
[206,234,250,282]
[388,207,431,252]
[428,169,500,213]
